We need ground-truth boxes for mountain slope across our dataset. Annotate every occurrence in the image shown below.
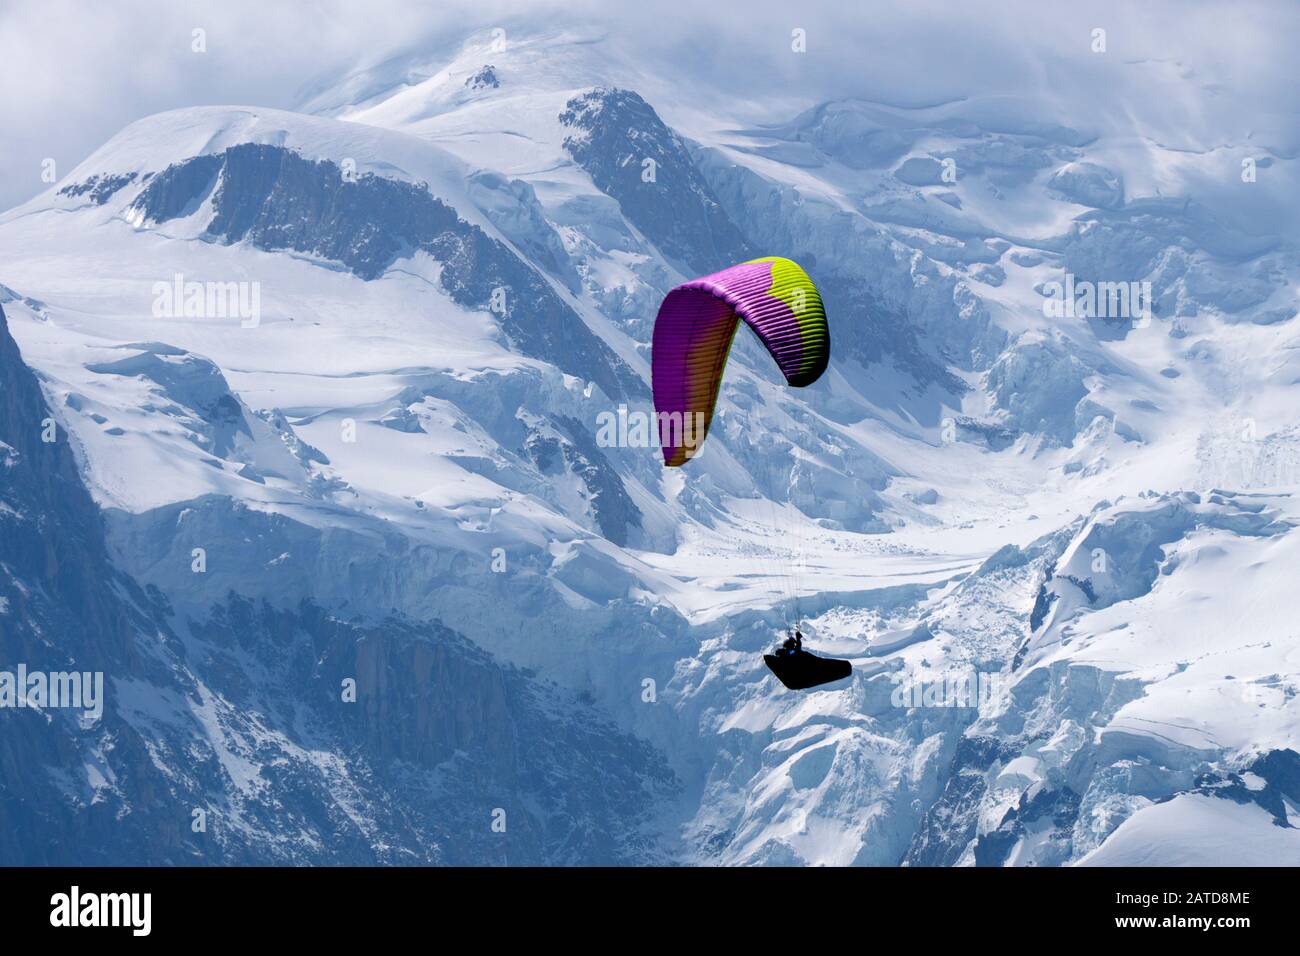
[0,302,675,864]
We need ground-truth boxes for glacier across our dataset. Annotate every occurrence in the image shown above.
[1,21,1299,866]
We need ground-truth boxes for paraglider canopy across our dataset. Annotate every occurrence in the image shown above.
[651,256,829,466]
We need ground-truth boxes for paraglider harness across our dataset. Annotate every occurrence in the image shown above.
[764,627,852,690]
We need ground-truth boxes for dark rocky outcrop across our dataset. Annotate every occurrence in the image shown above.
[560,88,754,276]
[130,144,642,401]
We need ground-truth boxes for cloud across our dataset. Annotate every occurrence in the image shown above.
[1,0,1295,217]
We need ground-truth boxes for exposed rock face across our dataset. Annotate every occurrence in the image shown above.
[560,88,754,276]
[0,301,191,863]
[184,598,676,865]
[58,171,141,205]
[465,65,500,91]
[522,413,642,546]
[129,144,642,401]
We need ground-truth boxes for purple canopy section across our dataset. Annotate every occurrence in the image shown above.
[651,257,828,466]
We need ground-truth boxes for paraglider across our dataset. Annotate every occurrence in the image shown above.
[764,629,853,690]
[651,256,851,691]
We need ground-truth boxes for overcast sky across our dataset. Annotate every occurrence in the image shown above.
[2,0,1295,215]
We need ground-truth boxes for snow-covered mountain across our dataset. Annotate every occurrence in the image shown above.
[2,25,1298,865]
[0,297,674,865]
